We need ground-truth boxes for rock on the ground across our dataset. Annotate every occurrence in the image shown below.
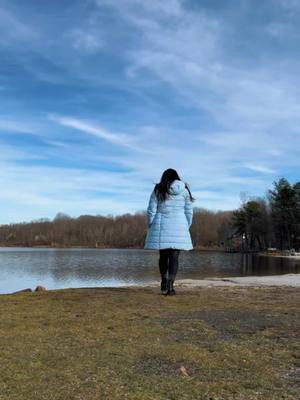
[35,286,46,292]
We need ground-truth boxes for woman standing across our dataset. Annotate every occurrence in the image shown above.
[144,169,194,296]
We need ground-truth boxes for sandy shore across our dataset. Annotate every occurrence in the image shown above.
[141,273,300,288]
[7,273,300,295]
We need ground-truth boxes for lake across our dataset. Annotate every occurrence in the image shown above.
[1,248,300,294]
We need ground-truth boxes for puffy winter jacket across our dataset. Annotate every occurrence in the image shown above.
[144,179,193,250]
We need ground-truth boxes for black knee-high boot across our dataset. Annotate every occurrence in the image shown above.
[159,249,168,291]
[164,249,180,296]
[164,277,176,295]
[161,277,168,291]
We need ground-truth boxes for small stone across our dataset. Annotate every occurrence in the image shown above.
[179,366,189,376]
[35,286,46,292]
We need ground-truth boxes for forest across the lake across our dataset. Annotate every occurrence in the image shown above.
[1,178,300,251]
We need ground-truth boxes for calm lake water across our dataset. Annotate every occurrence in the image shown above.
[1,248,300,294]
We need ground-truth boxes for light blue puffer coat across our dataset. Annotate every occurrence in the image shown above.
[144,180,193,250]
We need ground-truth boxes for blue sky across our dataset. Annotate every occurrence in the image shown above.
[1,0,300,224]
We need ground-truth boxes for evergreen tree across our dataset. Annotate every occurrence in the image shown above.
[268,178,299,249]
[232,199,269,251]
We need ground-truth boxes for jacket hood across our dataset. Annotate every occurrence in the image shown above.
[169,179,186,195]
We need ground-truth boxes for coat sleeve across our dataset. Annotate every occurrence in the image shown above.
[147,189,158,228]
[184,192,193,228]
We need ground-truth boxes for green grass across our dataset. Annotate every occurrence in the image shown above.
[0,285,299,399]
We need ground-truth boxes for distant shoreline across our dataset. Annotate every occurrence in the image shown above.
[1,246,300,259]
[0,244,225,251]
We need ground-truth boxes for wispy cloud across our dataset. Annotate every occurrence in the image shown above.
[0,118,37,134]
[0,6,36,44]
[243,164,276,174]
[50,115,131,144]
[69,29,104,53]
[277,0,300,10]
[48,114,148,152]
[48,114,171,156]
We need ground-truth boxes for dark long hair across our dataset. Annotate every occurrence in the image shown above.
[154,168,195,202]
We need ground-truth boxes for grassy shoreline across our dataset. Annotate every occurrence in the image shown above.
[1,285,299,399]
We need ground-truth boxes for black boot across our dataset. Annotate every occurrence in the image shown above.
[160,277,168,291]
[164,279,176,296]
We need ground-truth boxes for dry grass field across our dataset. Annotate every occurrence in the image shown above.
[0,285,299,400]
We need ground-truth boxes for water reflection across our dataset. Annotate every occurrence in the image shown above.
[240,253,300,275]
[0,248,299,294]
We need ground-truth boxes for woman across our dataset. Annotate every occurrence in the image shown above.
[144,169,194,296]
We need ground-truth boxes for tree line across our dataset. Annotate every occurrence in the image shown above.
[0,210,231,249]
[0,178,299,251]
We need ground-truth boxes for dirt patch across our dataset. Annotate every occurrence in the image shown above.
[135,354,200,377]
[159,309,300,341]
